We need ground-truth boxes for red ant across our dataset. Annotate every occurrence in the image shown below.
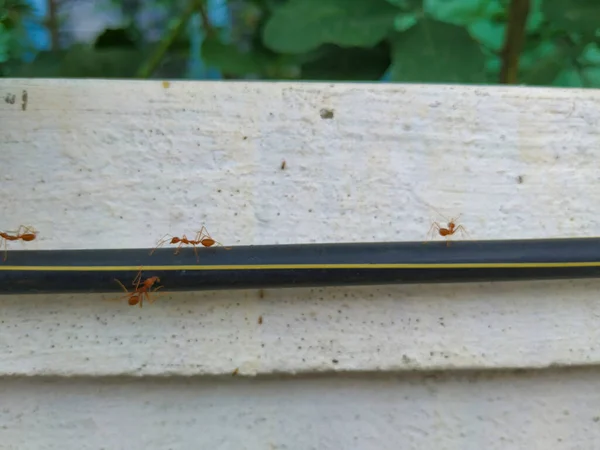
[114,269,162,307]
[427,215,469,246]
[0,225,38,261]
[150,226,230,261]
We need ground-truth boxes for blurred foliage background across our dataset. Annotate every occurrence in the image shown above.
[0,0,599,86]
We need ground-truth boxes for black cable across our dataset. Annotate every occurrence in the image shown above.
[2,238,600,295]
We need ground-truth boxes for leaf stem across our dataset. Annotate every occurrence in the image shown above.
[499,0,530,84]
[46,0,60,50]
[135,0,205,78]
[198,3,216,39]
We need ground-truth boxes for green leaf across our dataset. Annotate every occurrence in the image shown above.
[0,23,10,62]
[202,37,301,79]
[8,45,146,78]
[579,67,600,87]
[300,43,391,80]
[394,13,418,32]
[542,0,600,34]
[520,41,583,86]
[59,45,145,78]
[425,0,501,26]
[385,0,423,10]
[0,0,32,29]
[262,0,399,53]
[468,19,505,52]
[553,66,584,87]
[581,43,600,65]
[526,0,544,33]
[390,18,486,83]
[4,50,64,77]
[202,37,265,76]
[9,45,145,78]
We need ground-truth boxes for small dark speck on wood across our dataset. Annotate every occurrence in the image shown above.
[320,108,334,119]
[517,175,524,184]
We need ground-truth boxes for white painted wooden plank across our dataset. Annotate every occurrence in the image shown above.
[0,369,599,449]
[1,79,599,376]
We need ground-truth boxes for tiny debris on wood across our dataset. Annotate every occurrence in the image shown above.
[281,160,286,170]
[21,90,28,111]
[319,108,334,119]
[258,315,263,325]
[232,368,239,376]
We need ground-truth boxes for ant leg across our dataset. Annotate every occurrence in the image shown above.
[150,234,172,256]
[192,243,199,262]
[454,225,471,240]
[197,227,230,250]
[20,225,36,235]
[173,235,189,255]
[6,225,35,237]
[132,268,143,289]
[114,278,129,294]
[196,226,209,239]
[426,222,441,242]
[145,286,164,304]
[209,238,231,250]
[112,278,134,304]
[196,226,216,244]
[2,237,7,262]
[6,225,25,236]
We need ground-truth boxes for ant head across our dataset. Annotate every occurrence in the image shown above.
[447,214,462,225]
[170,237,181,244]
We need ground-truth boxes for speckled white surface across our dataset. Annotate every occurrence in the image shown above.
[1,79,600,378]
[1,368,600,449]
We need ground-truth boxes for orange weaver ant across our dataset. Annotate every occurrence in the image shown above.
[114,269,162,307]
[150,226,230,261]
[427,214,469,246]
[0,225,38,261]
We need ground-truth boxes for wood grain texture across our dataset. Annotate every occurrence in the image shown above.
[1,368,598,450]
[1,79,600,377]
